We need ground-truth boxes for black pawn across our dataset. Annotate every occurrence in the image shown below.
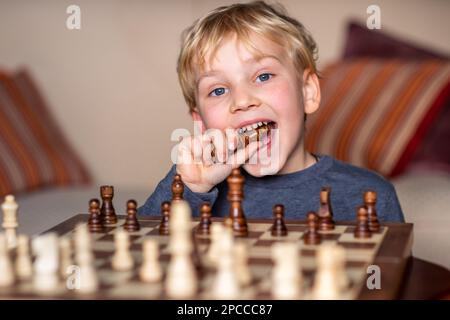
[124,199,140,232]
[159,201,171,235]
[88,198,104,232]
[197,202,212,235]
[354,205,372,239]
[172,174,184,202]
[304,211,321,245]
[364,190,380,232]
[271,204,288,236]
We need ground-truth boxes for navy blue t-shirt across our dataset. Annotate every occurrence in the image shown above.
[138,155,405,222]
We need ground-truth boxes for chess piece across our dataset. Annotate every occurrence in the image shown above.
[318,187,335,231]
[139,239,162,283]
[271,242,302,299]
[354,205,372,239]
[16,234,33,281]
[207,223,224,265]
[212,228,239,299]
[32,233,59,292]
[227,168,248,237]
[159,201,171,235]
[111,229,134,271]
[100,185,117,225]
[88,199,104,233]
[73,224,98,294]
[166,200,197,298]
[2,195,19,249]
[235,242,252,286]
[171,174,184,202]
[271,204,288,236]
[0,233,14,287]
[124,199,140,232]
[304,211,321,245]
[59,237,72,279]
[313,243,346,299]
[197,202,212,235]
[364,191,380,232]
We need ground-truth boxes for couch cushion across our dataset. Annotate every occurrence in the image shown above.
[305,59,450,177]
[0,69,90,196]
[341,21,450,174]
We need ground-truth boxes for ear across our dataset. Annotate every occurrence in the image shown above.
[191,109,206,134]
[301,69,321,115]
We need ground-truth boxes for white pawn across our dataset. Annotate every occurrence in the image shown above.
[0,233,14,287]
[165,200,197,298]
[15,234,33,281]
[76,249,99,294]
[32,233,59,292]
[1,195,18,249]
[73,224,98,294]
[59,237,72,279]
[139,239,162,282]
[271,242,302,299]
[207,223,224,265]
[212,228,239,299]
[111,229,134,271]
[235,242,252,286]
[313,243,342,300]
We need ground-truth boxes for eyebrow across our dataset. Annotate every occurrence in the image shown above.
[196,55,282,85]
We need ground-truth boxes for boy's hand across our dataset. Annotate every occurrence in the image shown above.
[176,130,261,193]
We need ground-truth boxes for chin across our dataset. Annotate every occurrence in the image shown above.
[242,158,285,177]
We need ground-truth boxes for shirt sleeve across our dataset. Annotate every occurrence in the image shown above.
[137,165,219,217]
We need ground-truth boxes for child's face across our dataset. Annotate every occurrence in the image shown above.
[193,32,320,176]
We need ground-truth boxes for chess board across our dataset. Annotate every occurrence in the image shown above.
[0,214,413,300]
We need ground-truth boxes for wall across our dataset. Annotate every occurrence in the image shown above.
[0,0,449,189]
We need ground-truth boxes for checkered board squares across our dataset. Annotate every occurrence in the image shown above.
[49,216,389,300]
[1,214,413,300]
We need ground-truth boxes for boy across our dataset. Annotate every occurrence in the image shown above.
[138,1,404,222]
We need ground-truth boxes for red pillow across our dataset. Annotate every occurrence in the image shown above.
[0,69,91,196]
[340,21,450,173]
[306,59,450,177]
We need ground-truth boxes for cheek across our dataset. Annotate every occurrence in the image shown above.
[199,106,229,130]
[266,81,303,120]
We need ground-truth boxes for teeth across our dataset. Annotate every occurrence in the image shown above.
[237,121,271,133]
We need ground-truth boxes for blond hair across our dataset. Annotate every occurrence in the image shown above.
[177,1,318,113]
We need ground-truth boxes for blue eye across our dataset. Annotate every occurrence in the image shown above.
[257,73,273,82]
[209,87,228,97]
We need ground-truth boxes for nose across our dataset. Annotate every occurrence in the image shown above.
[230,85,260,113]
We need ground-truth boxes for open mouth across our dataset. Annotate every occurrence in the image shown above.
[237,121,276,148]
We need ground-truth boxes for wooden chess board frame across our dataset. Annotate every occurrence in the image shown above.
[0,214,413,300]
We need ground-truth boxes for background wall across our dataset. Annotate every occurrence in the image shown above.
[0,0,449,189]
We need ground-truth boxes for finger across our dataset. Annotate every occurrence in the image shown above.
[225,129,240,152]
[177,136,193,165]
[192,135,203,164]
[201,135,215,166]
[204,129,227,163]
[230,140,262,168]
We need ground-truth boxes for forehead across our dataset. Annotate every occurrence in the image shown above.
[196,32,288,75]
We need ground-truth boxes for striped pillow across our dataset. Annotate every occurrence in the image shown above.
[0,69,91,196]
[305,59,450,177]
